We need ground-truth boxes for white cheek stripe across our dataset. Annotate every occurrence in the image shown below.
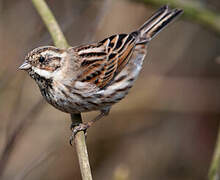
[32,66,54,79]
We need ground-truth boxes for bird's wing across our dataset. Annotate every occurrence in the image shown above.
[73,34,137,89]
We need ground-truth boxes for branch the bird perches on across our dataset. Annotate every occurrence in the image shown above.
[31,0,93,179]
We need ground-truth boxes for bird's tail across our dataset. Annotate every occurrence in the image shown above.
[134,5,183,44]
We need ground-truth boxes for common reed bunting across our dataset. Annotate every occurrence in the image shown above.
[19,5,183,141]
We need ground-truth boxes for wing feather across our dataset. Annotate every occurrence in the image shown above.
[74,33,136,88]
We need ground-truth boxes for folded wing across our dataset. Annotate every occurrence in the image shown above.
[74,33,136,89]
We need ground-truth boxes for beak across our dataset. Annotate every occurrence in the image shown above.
[18,61,31,70]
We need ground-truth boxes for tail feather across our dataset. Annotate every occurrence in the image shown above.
[135,5,183,44]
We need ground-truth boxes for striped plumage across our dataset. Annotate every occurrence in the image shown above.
[75,33,136,88]
[19,5,183,136]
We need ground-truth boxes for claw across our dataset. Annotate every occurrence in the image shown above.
[69,123,90,146]
[69,136,74,145]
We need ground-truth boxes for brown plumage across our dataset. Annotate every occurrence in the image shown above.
[74,33,136,88]
[19,5,183,141]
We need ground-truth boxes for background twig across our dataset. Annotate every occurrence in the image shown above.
[138,1,220,179]
[32,0,68,48]
[209,125,220,180]
[0,98,46,178]
[14,150,53,180]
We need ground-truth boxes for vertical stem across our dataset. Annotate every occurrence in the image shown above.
[32,0,68,48]
[209,125,220,180]
[31,0,92,179]
[71,114,93,180]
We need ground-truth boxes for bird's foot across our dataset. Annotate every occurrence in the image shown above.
[69,123,90,145]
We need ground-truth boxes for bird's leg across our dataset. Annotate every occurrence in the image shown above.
[69,108,110,145]
[72,108,110,134]
[70,113,82,130]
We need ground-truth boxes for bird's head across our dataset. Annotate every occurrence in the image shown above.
[19,46,67,80]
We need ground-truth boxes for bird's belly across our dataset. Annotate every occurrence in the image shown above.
[40,84,130,114]
[41,88,91,113]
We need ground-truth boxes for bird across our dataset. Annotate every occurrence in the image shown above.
[19,5,183,142]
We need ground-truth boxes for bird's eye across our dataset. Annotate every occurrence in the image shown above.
[39,56,45,63]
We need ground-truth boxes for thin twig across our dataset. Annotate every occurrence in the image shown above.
[6,75,26,135]
[83,0,112,42]
[209,125,220,180]
[0,75,45,178]
[14,150,53,180]
[31,0,68,48]
[137,1,220,178]
[71,114,93,180]
[31,0,92,179]
[0,99,46,178]
[136,0,220,36]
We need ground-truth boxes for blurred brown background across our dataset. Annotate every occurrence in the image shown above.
[0,0,220,179]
